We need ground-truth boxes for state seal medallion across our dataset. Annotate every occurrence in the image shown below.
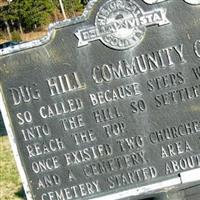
[75,0,170,50]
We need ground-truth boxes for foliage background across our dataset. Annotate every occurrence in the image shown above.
[0,0,88,43]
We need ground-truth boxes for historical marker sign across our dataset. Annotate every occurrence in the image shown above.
[1,0,200,200]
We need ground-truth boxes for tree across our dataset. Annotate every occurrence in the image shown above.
[64,0,83,17]
[0,5,12,39]
[0,0,87,39]
[9,0,55,31]
[6,1,24,34]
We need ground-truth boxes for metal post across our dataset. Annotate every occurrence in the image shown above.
[59,0,67,20]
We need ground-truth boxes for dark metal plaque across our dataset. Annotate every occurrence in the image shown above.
[1,0,200,200]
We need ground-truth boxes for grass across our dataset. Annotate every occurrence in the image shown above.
[0,135,24,200]
[0,30,48,45]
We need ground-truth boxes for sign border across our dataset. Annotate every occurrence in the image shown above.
[0,0,99,56]
[0,1,200,200]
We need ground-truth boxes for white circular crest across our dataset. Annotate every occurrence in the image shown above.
[95,0,146,50]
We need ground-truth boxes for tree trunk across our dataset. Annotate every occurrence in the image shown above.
[19,22,23,34]
[5,20,12,40]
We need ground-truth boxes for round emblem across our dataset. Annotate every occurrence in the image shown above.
[95,0,146,50]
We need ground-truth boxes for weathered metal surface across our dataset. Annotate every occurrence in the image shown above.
[0,1,200,200]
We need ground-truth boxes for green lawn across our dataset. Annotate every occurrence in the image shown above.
[0,135,24,200]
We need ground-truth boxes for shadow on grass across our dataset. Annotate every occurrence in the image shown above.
[15,187,27,200]
[0,112,6,136]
